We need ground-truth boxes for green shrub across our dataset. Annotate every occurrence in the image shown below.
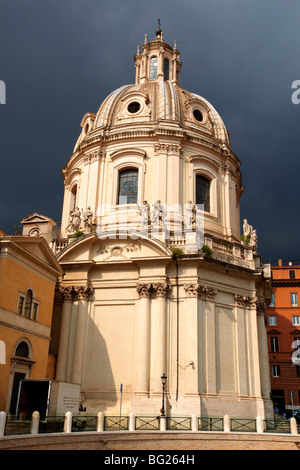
[201,244,213,257]
[73,230,85,238]
[171,247,184,259]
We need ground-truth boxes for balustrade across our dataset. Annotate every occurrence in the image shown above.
[1,411,299,437]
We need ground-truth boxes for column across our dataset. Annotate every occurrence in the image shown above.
[135,284,152,394]
[150,282,170,393]
[256,302,271,399]
[56,287,74,382]
[71,286,93,385]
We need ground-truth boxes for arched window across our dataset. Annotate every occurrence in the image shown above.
[150,56,158,80]
[118,168,138,204]
[15,341,29,358]
[24,289,33,319]
[71,185,77,212]
[164,59,169,81]
[196,175,211,212]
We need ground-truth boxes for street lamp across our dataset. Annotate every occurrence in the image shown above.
[161,373,167,417]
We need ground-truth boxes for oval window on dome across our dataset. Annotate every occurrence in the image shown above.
[193,109,203,122]
[127,101,141,114]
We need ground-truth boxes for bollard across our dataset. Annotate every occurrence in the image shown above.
[97,411,104,432]
[129,412,135,432]
[256,416,264,433]
[31,411,40,435]
[64,411,73,433]
[223,415,231,433]
[160,416,167,431]
[290,417,298,435]
[191,414,198,432]
[0,411,6,437]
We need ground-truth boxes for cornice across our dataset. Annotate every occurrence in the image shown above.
[69,115,236,149]
[62,124,238,175]
[271,279,300,286]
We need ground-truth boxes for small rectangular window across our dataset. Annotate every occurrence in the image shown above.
[292,316,300,326]
[269,293,275,307]
[269,316,277,326]
[17,295,25,315]
[271,336,279,352]
[289,270,296,279]
[272,365,280,377]
[291,293,298,307]
[32,302,39,321]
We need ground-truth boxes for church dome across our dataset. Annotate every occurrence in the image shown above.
[92,82,229,144]
[63,28,242,244]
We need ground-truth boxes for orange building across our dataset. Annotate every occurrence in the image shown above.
[0,235,62,414]
[267,259,300,414]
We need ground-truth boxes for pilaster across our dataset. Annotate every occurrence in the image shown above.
[71,286,94,385]
[256,301,271,401]
[149,282,170,394]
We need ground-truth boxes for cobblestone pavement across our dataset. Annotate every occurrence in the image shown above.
[0,432,300,450]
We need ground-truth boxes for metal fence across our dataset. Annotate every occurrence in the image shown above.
[135,416,160,431]
[198,417,223,431]
[104,416,129,431]
[3,416,32,436]
[72,415,97,432]
[265,418,291,434]
[167,417,191,431]
[230,418,256,432]
[39,416,65,434]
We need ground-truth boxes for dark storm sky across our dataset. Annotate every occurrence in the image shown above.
[1,0,299,262]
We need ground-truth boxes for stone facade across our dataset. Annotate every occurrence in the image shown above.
[27,28,272,419]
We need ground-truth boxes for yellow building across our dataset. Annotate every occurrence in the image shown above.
[0,234,62,414]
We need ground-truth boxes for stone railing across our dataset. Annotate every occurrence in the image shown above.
[1,411,298,436]
[50,238,70,255]
[50,229,258,272]
[203,234,257,270]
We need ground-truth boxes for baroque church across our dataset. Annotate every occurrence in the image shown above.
[23,27,273,419]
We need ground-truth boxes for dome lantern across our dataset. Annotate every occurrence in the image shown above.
[134,27,182,85]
